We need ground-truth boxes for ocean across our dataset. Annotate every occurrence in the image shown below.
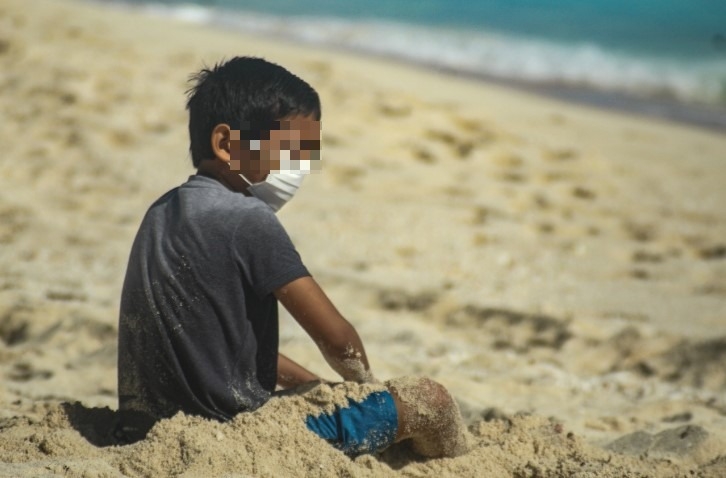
[101,0,726,130]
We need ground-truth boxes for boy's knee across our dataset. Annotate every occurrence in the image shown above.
[386,376,469,458]
[416,378,455,415]
[386,376,457,428]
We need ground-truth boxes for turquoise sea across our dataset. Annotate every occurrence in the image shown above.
[102,0,726,129]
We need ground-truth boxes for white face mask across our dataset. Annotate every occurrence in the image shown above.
[238,151,305,212]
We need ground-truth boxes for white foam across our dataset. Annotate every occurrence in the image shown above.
[121,2,726,107]
[139,2,214,24]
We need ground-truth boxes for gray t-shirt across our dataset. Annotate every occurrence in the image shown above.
[118,174,309,421]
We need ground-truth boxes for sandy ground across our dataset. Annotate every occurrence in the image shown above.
[1,0,726,476]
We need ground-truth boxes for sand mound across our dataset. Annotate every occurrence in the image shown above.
[2,396,722,478]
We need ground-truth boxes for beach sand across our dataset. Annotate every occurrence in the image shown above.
[1,0,726,476]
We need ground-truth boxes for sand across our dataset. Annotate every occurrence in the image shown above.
[1,0,726,476]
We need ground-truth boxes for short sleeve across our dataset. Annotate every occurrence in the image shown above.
[232,203,310,298]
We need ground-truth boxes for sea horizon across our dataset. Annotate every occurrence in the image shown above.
[98,0,726,132]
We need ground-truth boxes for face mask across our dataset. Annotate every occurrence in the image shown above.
[238,151,305,212]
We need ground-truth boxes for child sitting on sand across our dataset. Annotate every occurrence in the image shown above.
[117,56,468,457]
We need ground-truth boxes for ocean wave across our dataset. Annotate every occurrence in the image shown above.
[130,2,726,107]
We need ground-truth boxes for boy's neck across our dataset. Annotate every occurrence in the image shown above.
[196,159,251,196]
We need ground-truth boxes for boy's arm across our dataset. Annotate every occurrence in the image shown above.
[274,276,376,383]
[277,353,320,389]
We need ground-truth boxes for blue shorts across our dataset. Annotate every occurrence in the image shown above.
[305,390,398,456]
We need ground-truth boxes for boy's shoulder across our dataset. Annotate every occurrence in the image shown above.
[142,175,280,236]
[182,175,287,237]
[164,175,273,214]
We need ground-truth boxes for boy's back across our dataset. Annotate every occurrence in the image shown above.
[118,174,309,421]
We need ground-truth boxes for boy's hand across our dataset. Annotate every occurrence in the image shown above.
[275,277,375,383]
[277,353,321,389]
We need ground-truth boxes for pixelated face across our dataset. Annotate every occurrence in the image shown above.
[227,114,321,176]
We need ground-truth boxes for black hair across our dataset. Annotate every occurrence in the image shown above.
[185,56,321,167]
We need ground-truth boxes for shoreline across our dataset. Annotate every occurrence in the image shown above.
[106,0,726,135]
[333,45,726,134]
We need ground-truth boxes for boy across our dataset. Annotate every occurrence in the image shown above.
[117,56,467,457]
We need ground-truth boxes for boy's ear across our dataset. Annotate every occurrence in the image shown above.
[210,123,233,162]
